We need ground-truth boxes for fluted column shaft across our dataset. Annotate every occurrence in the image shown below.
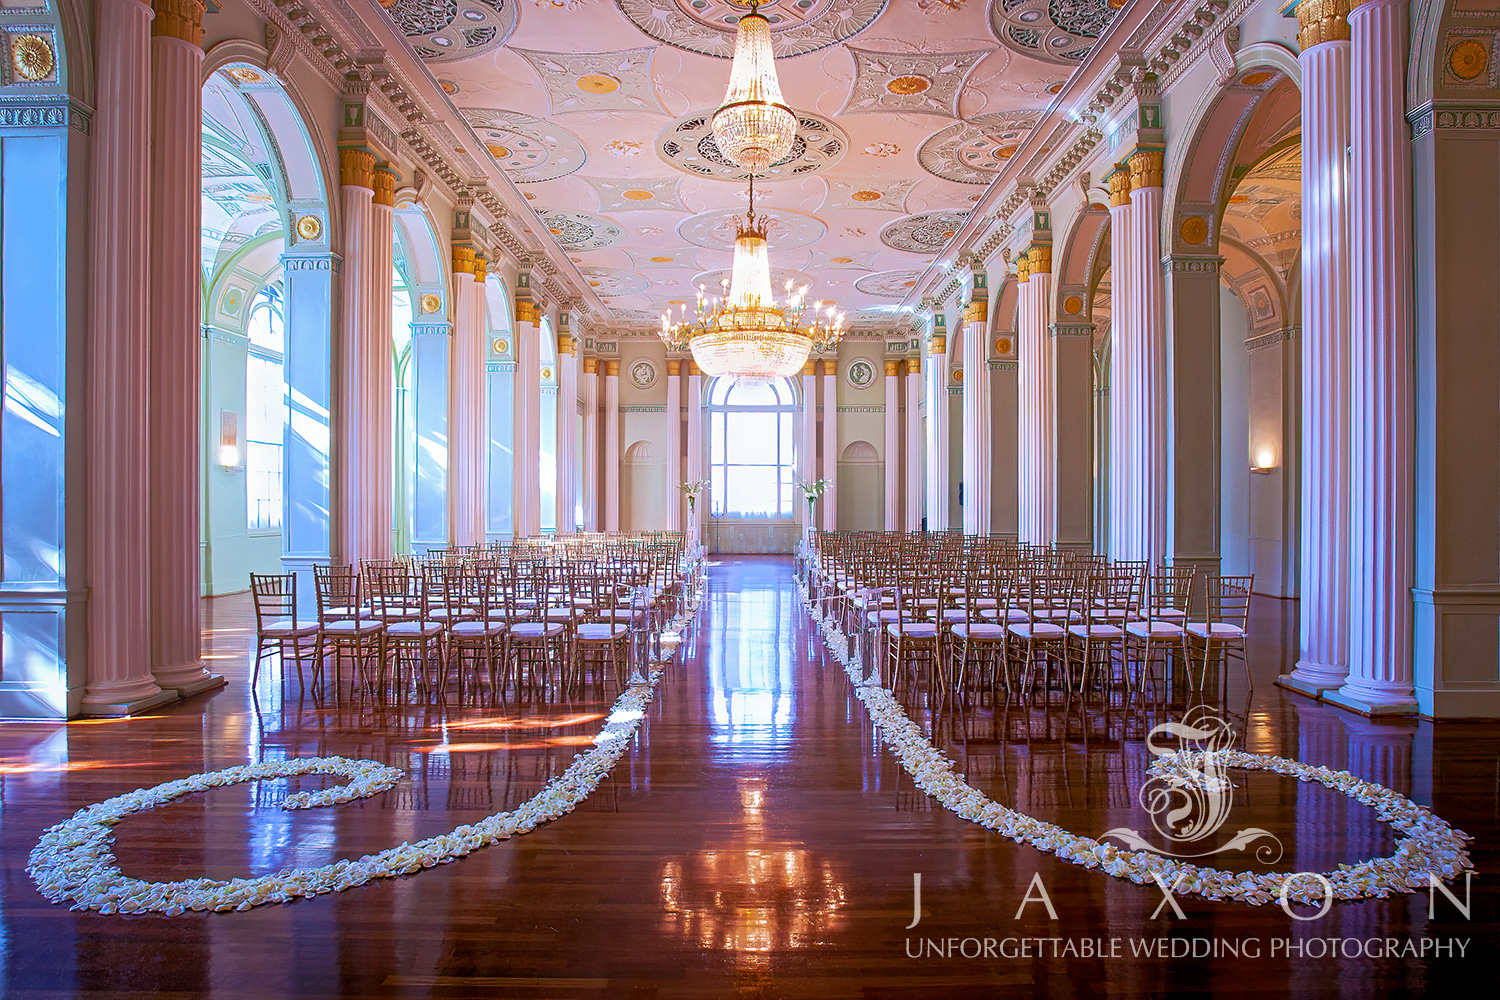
[664,361,682,531]
[821,361,838,531]
[1107,177,1135,559]
[686,368,704,541]
[448,255,484,545]
[1017,257,1054,543]
[1291,4,1354,692]
[513,302,540,537]
[925,337,949,531]
[603,362,620,531]
[84,0,172,713]
[962,286,991,535]
[149,0,219,695]
[556,331,578,532]
[367,175,395,558]
[1128,155,1168,567]
[904,359,922,531]
[883,362,900,530]
[581,359,599,531]
[334,149,373,563]
[1333,0,1417,711]
[799,363,817,531]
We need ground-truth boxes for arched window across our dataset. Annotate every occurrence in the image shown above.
[706,377,797,517]
[245,281,286,531]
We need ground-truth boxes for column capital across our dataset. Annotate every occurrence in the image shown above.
[557,332,574,355]
[800,361,816,377]
[1016,249,1031,283]
[515,296,540,324]
[152,0,204,43]
[452,244,475,277]
[1108,167,1131,207]
[604,360,620,377]
[339,147,374,190]
[372,166,396,207]
[666,359,681,376]
[1285,0,1351,49]
[928,334,946,356]
[905,356,921,376]
[582,356,598,374]
[473,254,487,281]
[688,359,702,377]
[1027,243,1052,275]
[1127,149,1165,191]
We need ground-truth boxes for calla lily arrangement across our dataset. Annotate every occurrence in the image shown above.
[680,479,710,516]
[796,478,830,520]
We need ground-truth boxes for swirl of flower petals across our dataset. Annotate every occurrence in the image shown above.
[28,611,696,917]
[797,582,1473,907]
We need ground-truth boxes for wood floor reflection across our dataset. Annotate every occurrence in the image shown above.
[0,556,1492,997]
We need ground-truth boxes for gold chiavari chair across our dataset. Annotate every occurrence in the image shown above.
[1186,574,1254,691]
[249,572,319,690]
[367,564,445,701]
[312,564,384,698]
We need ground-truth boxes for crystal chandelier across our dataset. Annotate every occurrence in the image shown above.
[711,0,797,174]
[660,180,843,382]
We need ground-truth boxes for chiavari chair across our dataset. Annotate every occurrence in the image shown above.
[312,564,384,698]
[440,566,508,703]
[1187,574,1254,691]
[1124,570,1195,698]
[249,572,318,690]
[367,563,444,700]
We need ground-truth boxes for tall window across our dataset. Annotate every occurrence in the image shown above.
[707,377,796,517]
[245,281,286,531]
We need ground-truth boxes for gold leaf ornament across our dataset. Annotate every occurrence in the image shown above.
[11,34,54,82]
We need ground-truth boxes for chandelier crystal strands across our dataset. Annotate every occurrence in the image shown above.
[711,0,797,175]
[660,177,844,382]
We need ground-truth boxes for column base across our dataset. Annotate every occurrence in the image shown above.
[153,665,228,698]
[80,684,179,718]
[1277,660,1348,697]
[1322,684,1418,717]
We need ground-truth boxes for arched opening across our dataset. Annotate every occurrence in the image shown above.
[392,205,448,553]
[199,63,329,594]
[622,439,662,529]
[706,377,798,519]
[837,440,882,530]
[484,277,515,537]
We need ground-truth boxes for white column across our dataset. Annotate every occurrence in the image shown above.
[883,361,900,531]
[821,359,838,531]
[148,0,221,697]
[556,326,578,532]
[1128,152,1169,567]
[447,251,483,544]
[924,330,949,531]
[686,364,705,541]
[581,357,599,531]
[334,148,374,563]
[1017,252,1055,543]
[369,169,395,558]
[513,299,540,537]
[904,358,922,532]
[961,276,991,535]
[603,361,620,531]
[1329,0,1416,714]
[799,361,817,532]
[83,0,174,714]
[664,361,683,531]
[1286,2,1354,696]
[1107,171,1135,559]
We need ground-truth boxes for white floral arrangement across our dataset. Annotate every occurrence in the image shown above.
[30,607,699,917]
[798,583,1472,907]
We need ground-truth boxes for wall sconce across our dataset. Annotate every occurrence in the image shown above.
[220,410,242,471]
[1250,443,1279,475]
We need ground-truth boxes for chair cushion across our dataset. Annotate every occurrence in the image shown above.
[865,609,903,624]
[886,623,939,638]
[576,623,629,640]
[1149,607,1188,619]
[1006,623,1065,639]
[322,619,383,636]
[386,621,444,637]
[979,608,1031,622]
[939,609,969,622]
[950,623,1007,639]
[1187,622,1245,639]
[449,621,505,637]
[1126,622,1186,638]
[261,619,318,637]
[1067,624,1124,639]
[509,622,566,639]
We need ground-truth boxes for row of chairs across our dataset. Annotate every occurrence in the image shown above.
[251,536,693,704]
[806,531,1252,706]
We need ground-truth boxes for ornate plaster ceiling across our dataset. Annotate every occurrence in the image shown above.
[400,0,1121,322]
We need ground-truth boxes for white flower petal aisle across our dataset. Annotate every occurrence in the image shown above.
[797,582,1472,907]
[29,610,697,917]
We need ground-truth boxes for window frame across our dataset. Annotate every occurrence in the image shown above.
[705,377,799,519]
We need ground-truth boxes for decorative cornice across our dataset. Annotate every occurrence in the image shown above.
[280,252,341,272]
[620,405,666,413]
[837,405,886,413]
[0,97,91,133]
[989,360,1018,371]
[1408,102,1500,139]
[1162,254,1225,273]
[1050,323,1095,337]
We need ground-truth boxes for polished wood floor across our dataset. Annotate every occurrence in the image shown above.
[0,557,1493,997]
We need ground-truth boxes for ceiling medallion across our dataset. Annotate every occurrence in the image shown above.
[586,176,689,213]
[388,0,519,63]
[295,215,322,240]
[841,47,991,117]
[616,0,888,59]
[692,264,816,296]
[854,269,924,297]
[676,205,827,251]
[825,177,918,213]
[539,210,626,252]
[580,267,651,297]
[988,0,1119,66]
[656,108,847,181]
[459,108,588,182]
[879,210,970,253]
[9,33,54,81]
[917,110,1045,184]
[512,47,665,113]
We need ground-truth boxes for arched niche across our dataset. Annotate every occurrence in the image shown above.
[837,440,883,530]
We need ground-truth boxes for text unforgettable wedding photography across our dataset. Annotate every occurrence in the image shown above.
[0,0,1493,995]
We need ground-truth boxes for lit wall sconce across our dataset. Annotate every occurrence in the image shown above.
[220,410,242,471]
[1250,443,1279,475]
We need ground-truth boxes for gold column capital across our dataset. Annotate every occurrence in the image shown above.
[372,167,396,207]
[557,332,574,356]
[884,359,900,377]
[928,335,946,356]
[515,298,538,325]
[666,359,681,376]
[152,0,205,43]
[1016,250,1032,284]
[582,357,598,374]
[965,297,989,324]
[905,357,921,376]
[1028,244,1052,275]
[452,244,475,277]
[339,147,374,190]
[1293,0,1350,49]
[688,359,702,377]
[473,254,488,281]
[1108,168,1131,208]
[604,360,620,377]
[800,361,817,377]
[1127,150,1165,191]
